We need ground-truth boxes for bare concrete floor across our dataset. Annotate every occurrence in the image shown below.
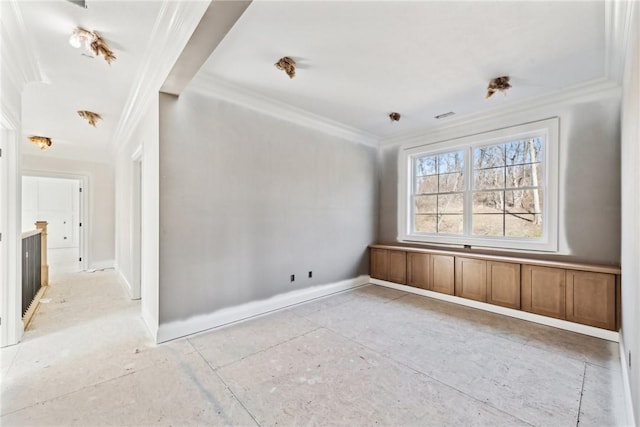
[0,270,630,426]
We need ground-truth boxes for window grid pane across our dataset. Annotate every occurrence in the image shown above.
[412,150,464,235]
[471,138,544,238]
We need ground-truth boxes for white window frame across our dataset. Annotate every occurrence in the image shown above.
[398,117,559,252]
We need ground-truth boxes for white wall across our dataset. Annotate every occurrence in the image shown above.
[378,85,621,265]
[114,95,160,338]
[158,90,377,330]
[620,2,640,424]
[0,0,46,347]
[21,155,115,269]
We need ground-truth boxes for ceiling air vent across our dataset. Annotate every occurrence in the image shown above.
[65,0,87,8]
[434,111,455,119]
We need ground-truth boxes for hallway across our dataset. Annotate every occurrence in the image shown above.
[0,271,629,426]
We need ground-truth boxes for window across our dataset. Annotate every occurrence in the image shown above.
[399,118,558,252]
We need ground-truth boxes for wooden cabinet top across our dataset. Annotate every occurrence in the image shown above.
[369,244,621,275]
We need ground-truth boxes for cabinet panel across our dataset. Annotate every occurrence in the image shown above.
[370,248,388,281]
[407,253,430,289]
[431,254,455,295]
[566,271,616,330]
[522,265,566,319]
[388,250,407,284]
[487,261,521,309]
[455,257,487,302]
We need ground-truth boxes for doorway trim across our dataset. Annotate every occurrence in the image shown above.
[130,145,143,300]
[21,170,88,272]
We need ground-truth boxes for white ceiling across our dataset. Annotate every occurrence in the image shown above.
[18,0,164,160]
[16,0,609,159]
[196,0,606,140]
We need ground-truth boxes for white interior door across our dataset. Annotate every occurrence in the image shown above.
[22,176,82,274]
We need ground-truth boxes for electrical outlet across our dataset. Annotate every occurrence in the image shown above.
[308,271,313,278]
[290,274,295,282]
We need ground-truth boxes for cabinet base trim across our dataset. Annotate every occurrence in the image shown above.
[156,275,370,343]
[370,279,619,342]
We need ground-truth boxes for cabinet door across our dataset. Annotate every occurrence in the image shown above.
[407,253,429,289]
[370,249,388,280]
[455,257,487,302]
[521,265,566,319]
[387,250,407,284]
[487,261,521,309]
[566,271,616,330]
[430,254,454,295]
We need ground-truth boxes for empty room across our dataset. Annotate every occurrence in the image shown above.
[1,0,639,426]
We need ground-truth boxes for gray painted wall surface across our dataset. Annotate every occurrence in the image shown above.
[378,95,621,265]
[158,92,377,324]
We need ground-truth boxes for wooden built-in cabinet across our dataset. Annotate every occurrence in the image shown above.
[369,244,620,331]
[370,248,406,284]
[455,257,487,302]
[521,265,566,320]
[431,254,455,295]
[407,253,429,289]
[370,248,387,281]
[487,262,521,309]
[566,271,616,330]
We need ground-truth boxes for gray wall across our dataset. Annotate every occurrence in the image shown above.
[158,91,377,324]
[378,94,621,265]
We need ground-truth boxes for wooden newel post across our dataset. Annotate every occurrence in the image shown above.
[35,221,49,287]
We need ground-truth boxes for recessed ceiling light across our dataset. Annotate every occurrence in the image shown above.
[69,27,116,65]
[486,76,511,98]
[28,136,52,151]
[274,57,296,79]
[434,111,455,119]
[389,112,401,122]
[77,110,102,127]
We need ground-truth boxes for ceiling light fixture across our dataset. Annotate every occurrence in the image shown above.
[77,110,102,127]
[28,136,52,151]
[69,27,116,65]
[486,76,511,98]
[275,57,296,79]
[389,112,401,122]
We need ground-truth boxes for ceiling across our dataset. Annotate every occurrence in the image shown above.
[18,0,164,160]
[16,0,610,160]
[196,0,606,140]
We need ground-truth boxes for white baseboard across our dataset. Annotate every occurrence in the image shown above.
[116,269,133,297]
[142,307,159,342]
[619,337,637,427]
[156,275,370,343]
[88,259,115,271]
[370,279,620,342]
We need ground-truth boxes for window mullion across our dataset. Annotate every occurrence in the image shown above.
[464,146,473,237]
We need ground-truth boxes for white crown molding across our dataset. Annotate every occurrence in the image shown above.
[0,100,20,131]
[189,73,380,147]
[110,0,210,153]
[0,0,46,131]
[605,0,635,83]
[0,0,46,89]
[381,78,621,148]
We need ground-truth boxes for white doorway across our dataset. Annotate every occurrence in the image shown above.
[131,148,143,300]
[21,174,86,278]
